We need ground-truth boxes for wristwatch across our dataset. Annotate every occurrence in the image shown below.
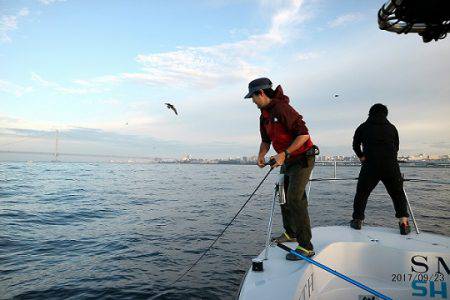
[284,150,291,159]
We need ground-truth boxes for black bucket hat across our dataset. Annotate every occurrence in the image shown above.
[244,77,272,98]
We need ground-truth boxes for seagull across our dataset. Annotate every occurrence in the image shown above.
[165,103,178,115]
[330,93,341,101]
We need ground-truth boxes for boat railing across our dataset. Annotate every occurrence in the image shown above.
[264,172,450,260]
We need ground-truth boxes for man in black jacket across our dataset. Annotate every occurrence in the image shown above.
[351,103,411,235]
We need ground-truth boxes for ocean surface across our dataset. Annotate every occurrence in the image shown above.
[1,162,449,299]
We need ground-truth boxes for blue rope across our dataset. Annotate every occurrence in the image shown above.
[277,243,392,300]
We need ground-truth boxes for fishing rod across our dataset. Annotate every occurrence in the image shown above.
[276,243,393,300]
[171,159,277,285]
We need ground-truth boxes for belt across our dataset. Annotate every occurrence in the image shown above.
[305,145,320,156]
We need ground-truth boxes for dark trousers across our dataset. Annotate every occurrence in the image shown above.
[353,161,409,220]
[280,156,315,250]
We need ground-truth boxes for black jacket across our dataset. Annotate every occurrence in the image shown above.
[352,113,399,161]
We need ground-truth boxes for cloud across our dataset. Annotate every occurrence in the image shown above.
[0,126,145,154]
[4,1,448,158]
[0,79,33,97]
[0,127,53,138]
[278,27,450,156]
[22,0,308,95]
[0,116,20,124]
[294,51,322,61]
[328,12,364,28]
[18,8,29,17]
[426,141,450,152]
[228,27,252,39]
[0,8,29,43]
[31,72,110,95]
[72,75,121,86]
[38,0,66,5]
[0,114,67,132]
[122,0,306,88]
[123,49,264,89]
[97,98,122,107]
[0,125,254,158]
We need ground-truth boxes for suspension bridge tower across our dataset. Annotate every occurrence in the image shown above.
[53,129,59,162]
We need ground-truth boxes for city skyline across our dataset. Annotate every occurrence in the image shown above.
[1,147,448,164]
[1,0,450,159]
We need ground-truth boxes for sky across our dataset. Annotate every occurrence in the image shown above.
[1,0,449,160]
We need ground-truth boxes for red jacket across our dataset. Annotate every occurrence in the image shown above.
[260,85,313,159]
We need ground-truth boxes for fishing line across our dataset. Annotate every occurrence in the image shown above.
[171,160,276,285]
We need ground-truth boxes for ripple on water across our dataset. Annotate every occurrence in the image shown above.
[1,163,448,299]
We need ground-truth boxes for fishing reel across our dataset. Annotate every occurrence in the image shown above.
[264,158,277,167]
[264,158,287,205]
[275,174,286,205]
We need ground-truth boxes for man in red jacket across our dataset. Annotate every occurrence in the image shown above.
[245,77,316,261]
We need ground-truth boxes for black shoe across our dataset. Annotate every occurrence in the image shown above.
[271,232,297,243]
[286,246,315,261]
[399,222,411,235]
[350,219,362,230]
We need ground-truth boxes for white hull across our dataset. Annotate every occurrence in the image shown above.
[238,226,450,300]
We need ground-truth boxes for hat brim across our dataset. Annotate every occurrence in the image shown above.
[243,83,272,99]
[244,91,254,99]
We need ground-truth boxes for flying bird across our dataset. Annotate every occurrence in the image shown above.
[331,93,340,100]
[165,103,178,115]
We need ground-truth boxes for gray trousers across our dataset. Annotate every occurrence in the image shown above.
[280,155,315,250]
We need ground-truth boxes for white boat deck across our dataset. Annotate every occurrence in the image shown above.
[238,226,450,300]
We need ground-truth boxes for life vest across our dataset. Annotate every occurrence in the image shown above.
[261,109,313,158]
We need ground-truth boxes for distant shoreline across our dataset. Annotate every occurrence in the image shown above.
[165,161,450,168]
[0,160,449,168]
[1,150,448,168]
